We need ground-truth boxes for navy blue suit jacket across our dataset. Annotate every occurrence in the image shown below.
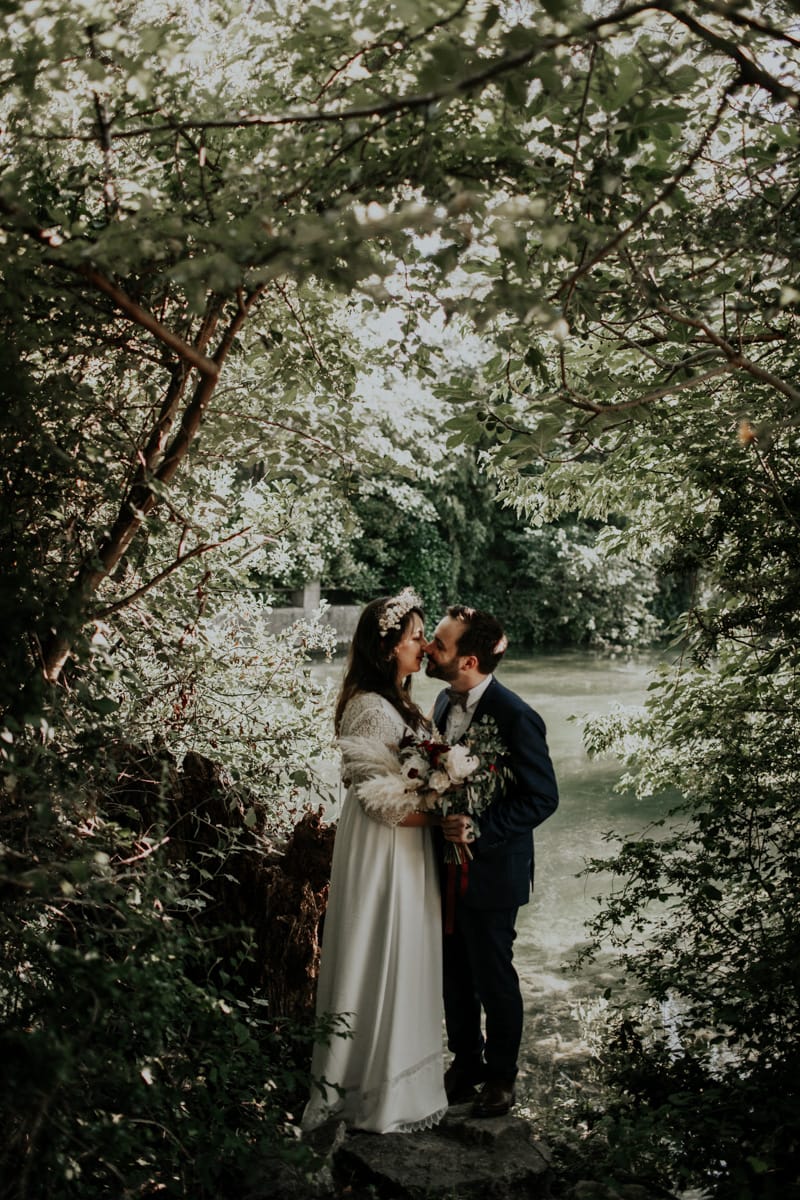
[433,677,558,909]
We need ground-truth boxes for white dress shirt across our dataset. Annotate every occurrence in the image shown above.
[444,674,493,744]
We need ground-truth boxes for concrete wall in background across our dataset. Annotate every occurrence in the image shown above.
[264,582,359,644]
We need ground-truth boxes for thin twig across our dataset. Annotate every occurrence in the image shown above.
[312,0,470,103]
[566,41,598,200]
[658,305,800,409]
[273,280,327,373]
[88,28,118,218]
[557,87,733,300]
[752,444,800,533]
[95,527,253,618]
[113,837,170,866]
[224,415,353,463]
[569,364,732,414]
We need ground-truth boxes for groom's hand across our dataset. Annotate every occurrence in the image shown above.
[442,814,477,844]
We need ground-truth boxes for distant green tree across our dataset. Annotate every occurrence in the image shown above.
[336,459,664,648]
[469,518,661,649]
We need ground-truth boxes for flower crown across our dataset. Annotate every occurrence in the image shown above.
[378,587,422,635]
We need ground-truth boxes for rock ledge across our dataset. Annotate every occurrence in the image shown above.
[308,1105,551,1199]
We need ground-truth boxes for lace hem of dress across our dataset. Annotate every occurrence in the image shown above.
[390,1103,448,1134]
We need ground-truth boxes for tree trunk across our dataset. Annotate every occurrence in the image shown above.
[41,288,264,683]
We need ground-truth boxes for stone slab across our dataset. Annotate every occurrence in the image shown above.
[334,1109,551,1199]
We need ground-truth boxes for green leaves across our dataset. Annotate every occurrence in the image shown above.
[1,4,800,1198]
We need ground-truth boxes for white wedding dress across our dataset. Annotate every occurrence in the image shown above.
[302,692,447,1134]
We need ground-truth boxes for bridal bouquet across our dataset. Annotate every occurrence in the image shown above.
[341,716,510,861]
[431,715,511,862]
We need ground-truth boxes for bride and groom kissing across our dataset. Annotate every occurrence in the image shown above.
[302,589,559,1135]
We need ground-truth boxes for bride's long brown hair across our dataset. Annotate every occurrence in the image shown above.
[334,596,429,735]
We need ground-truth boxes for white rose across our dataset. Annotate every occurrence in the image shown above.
[427,769,451,794]
[444,744,480,784]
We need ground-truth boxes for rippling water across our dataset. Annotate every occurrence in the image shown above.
[491,652,668,1105]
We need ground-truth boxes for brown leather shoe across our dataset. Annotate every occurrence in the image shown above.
[470,1079,516,1118]
[444,1060,485,1105]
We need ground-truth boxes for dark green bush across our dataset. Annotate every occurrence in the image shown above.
[0,742,321,1200]
[579,1013,800,1200]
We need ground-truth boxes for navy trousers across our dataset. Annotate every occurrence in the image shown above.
[442,901,522,1082]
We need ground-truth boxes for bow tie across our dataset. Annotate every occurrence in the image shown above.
[446,688,469,711]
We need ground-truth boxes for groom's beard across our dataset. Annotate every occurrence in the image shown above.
[425,656,460,683]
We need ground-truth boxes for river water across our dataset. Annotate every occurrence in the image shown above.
[311,650,666,1113]
[486,652,666,1112]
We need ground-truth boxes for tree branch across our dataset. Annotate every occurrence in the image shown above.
[154,287,265,486]
[141,300,221,473]
[697,0,800,51]
[658,3,800,105]
[657,306,800,409]
[27,3,656,143]
[557,87,733,301]
[41,287,267,683]
[15,1,798,157]
[95,526,254,618]
[0,194,220,378]
[558,361,731,416]
[78,267,220,378]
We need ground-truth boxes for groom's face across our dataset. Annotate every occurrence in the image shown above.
[424,616,465,683]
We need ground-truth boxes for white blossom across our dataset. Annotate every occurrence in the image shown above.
[443,744,480,784]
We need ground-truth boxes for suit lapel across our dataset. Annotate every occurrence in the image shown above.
[471,676,498,724]
[433,692,450,735]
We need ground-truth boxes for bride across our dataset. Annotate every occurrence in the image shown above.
[302,588,447,1134]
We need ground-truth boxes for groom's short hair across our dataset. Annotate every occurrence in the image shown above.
[448,605,507,674]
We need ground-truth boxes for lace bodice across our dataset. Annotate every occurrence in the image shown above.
[339,691,406,743]
[338,692,415,826]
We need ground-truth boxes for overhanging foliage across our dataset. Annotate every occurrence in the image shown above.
[2,1,800,1196]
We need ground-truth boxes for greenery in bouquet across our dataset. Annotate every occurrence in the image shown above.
[341,717,511,863]
[461,715,513,817]
[431,715,513,863]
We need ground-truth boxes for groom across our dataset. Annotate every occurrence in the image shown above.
[426,605,558,1118]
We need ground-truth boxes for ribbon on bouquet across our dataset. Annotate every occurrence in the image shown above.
[443,856,470,935]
